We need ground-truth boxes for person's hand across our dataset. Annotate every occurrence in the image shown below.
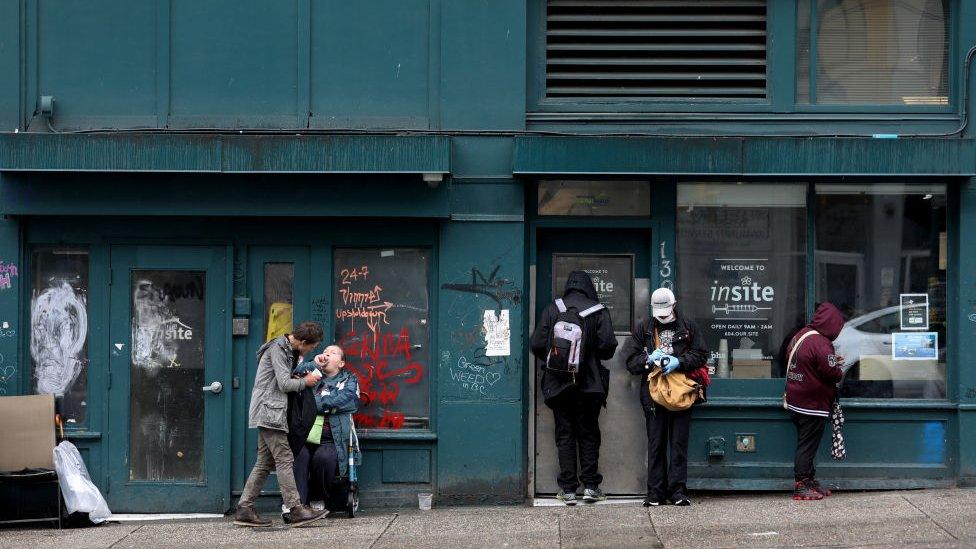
[648,348,665,364]
[314,353,327,367]
[661,355,680,374]
[303,370,322,386]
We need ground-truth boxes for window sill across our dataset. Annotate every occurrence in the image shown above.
[357,430,436,442]
[703,397,955,410]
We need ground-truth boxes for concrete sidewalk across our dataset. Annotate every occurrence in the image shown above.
[3,488,976,548]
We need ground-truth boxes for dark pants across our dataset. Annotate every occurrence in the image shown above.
[294,435,338,505]
[792,412,827,481]
[550,388,604,492]
[645,404,691,501]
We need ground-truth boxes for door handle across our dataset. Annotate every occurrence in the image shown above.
[202,381,223,394]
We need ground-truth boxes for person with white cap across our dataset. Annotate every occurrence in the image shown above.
[623,287,709,507]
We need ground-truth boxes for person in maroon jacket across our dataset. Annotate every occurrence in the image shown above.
[784,302,845,501]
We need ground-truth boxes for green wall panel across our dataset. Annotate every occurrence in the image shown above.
[34,0,158,129]
[310,0,430,129]
[440,0,525,131]
[0,1,19,131]
[382,449,432,483]
[436,220,525,504]
[168,0,301,126]
[0,214,19,397]
[0,173,450,217]
[436,401,523,504]
[438,222,524,402]
[958,178,976,481]
[450,179,524,220]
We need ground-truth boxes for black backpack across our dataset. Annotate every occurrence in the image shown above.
[545,298,604,380]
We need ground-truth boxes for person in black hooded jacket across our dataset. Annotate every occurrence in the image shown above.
[623,287,708,507]
[531,270,618,505]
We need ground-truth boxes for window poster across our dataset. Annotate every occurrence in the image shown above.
[892,332,938,361]
[900,293,929,331]
[553,254,633,334]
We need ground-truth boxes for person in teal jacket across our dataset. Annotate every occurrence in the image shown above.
[292,345,362,508]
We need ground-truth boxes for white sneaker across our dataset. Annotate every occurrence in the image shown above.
[281,503,289,513]
[310,500,325,511]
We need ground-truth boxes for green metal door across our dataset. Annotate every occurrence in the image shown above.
[534,228,651,496]
[107,245,229,512]
[239,246,310,496]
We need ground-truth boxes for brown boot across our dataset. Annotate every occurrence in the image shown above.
[282,504,328,527]
[233,505,272,527]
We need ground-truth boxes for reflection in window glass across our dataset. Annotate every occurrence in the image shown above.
[816,184,947,399]
[797,0,949,105]
[129,270,206,481]
[264,263,294,342]
[677,184,807,379]
[538,180,651,216]
[31,247,89,425]
[334,248,430,430]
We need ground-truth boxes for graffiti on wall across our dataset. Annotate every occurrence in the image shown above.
[441,265,521,309]
[334,251,429,429]
[0,260,18,290]
[442,263,520,398]
[30,282,88,396]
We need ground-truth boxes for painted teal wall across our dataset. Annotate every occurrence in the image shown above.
[1,0,976,505]
[0,216,20,397]
[0,1,19,132]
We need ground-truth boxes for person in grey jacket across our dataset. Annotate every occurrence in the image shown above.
[234,322,329,528]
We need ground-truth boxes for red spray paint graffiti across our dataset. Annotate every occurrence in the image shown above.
[340,327,424,430]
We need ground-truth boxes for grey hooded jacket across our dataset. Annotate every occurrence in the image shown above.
[247,335,307,431]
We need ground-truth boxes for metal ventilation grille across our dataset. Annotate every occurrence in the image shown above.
[546,0,768,101]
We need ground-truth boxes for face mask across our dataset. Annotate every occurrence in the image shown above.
[654,312,675,324]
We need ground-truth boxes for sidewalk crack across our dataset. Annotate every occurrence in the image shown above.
[645,507,664,548]
[109,524,144,548]
[369,513,399,549]
[902,494,959,541]
[557,514,563,549]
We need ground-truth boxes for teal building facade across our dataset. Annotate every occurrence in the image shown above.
[0,0,975,512]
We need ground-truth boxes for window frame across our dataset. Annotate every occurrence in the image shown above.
[673,178,955,403]
[527,0,959,116]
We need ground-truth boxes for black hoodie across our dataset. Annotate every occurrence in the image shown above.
[531,270,618,406]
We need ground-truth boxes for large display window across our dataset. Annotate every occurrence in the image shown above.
[676,182,950,399]
[677,184,807,380]
[816,184,947,399]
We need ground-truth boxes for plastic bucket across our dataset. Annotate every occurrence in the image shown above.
[418,492,433,511]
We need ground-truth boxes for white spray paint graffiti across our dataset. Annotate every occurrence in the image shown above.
[131,279,180,369]
[31,282,88,395]
[450,356,502,397]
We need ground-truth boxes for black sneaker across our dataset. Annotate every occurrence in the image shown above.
[582,487,606,503]
[642,495,662,507]
[671,493,691,506]
[556,490,578,506]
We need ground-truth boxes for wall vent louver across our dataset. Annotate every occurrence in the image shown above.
[546,0,768,101]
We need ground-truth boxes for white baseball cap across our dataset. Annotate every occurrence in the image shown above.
[651,287,676,316]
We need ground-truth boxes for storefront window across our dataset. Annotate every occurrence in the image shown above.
[263,263,294,342]
[30,247,90,425]
[815,184,947,399]
[797,0,949,105]
[334,248,430,430]
[538,180,650,216]
[677,184,807,379]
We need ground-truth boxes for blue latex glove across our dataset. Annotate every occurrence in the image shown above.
[661,355,680,374]
[647,348,665,364]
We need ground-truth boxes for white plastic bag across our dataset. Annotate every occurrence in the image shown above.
[53,440,112,523]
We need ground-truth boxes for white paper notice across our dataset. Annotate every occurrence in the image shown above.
[483,309,511,357]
